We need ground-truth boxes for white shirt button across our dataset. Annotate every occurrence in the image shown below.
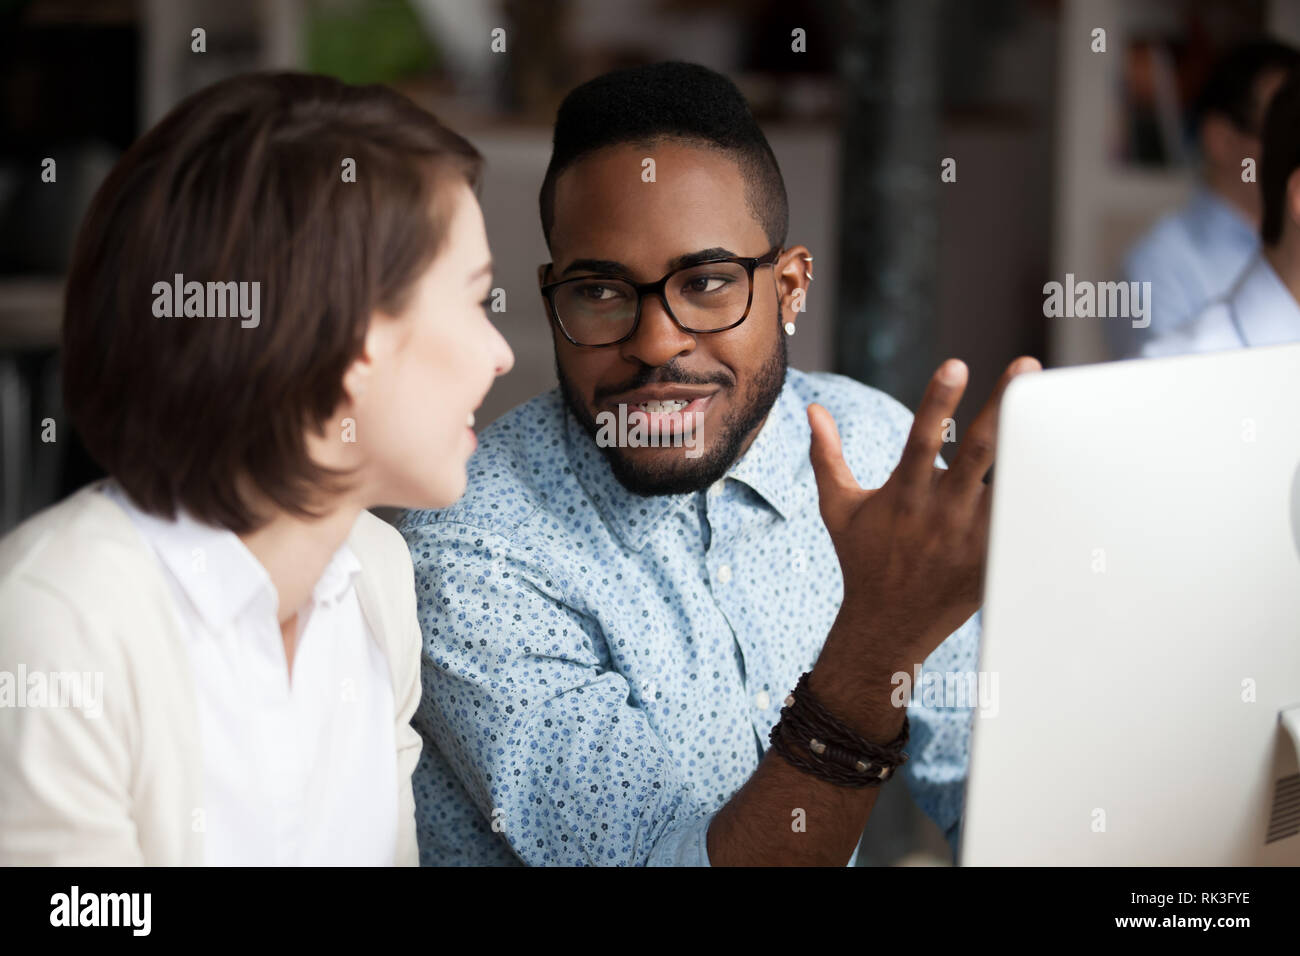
[754,691,770,710]
[716,564,732,584]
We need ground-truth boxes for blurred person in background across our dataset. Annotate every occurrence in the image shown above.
[1118,38,1300,358]
[1143,70,1300,357]
[0,72,513,865]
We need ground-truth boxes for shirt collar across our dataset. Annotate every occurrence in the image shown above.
[103,480,361,629]
[563,406,694,552]
[724,376,808,520]
[1227,252,1300,346]
[311,543,362,606]
[563,375,808,551]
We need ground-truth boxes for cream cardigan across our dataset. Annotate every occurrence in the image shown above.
[0,482,422,865]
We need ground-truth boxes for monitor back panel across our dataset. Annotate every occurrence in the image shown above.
[961,344,1300,865]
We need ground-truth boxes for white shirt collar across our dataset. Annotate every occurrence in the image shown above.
[102,480,361,631]
[1227,253,1300,347]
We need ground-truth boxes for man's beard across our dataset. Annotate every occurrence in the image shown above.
[557,318,789,497]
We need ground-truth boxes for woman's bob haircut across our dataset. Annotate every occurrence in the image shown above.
[62,71,482,533]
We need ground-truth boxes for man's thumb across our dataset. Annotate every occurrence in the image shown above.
[807,404,862,524]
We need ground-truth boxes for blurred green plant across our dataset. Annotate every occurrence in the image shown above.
[304,0,438,85]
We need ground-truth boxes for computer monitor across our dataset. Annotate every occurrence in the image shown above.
[960,342,1300,865]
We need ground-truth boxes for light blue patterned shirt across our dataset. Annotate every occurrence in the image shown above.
[398,368,980,866]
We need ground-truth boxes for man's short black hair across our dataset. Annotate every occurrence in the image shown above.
[538,61,788,249]
[1259,69,1300,245]
[1196,38,1300,135]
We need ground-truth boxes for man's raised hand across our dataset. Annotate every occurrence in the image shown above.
[807,356,1041,671]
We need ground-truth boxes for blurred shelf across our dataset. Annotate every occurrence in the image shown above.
[0,278,64,349]
[21,0,137,26]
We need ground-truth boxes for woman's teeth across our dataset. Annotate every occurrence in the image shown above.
[636,399,689,413]
[467,411,475,427]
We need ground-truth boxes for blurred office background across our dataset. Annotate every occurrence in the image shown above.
[2,0,1298,864]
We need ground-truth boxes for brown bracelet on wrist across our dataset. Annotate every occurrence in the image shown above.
[768,672,910,788]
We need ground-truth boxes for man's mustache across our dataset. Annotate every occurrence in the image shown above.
[593,361,734,404]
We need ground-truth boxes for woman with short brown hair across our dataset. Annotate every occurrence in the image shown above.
[0,72,513,865]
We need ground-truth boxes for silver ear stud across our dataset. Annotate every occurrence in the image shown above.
[784,322,797,336]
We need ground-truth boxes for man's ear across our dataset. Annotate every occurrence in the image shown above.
[1200,114,1240,169]
[1285,167,1300,237]
[774,245,814,330]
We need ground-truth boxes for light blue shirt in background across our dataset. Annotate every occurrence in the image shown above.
[1141,252,1300,357]
[398,369,981,866]
[1119,187,1258,358]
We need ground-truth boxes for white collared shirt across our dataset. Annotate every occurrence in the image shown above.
[1141,252,1300,358]
[102,482,397,865]
[1120,187,1260,358]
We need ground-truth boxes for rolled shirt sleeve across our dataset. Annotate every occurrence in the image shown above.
[899,610,981,862]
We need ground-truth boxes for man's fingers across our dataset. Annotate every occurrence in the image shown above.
[946,355,1041,496]
[807,403,863,528]
[895,359,969,495]
[971,488,994,595]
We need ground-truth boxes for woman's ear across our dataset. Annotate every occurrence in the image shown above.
[774,245,813,332]
[344,308,411,407]
[342,315,386,408]
[340,350,371,408]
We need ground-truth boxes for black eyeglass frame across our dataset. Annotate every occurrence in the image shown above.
[537,247,784,348]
